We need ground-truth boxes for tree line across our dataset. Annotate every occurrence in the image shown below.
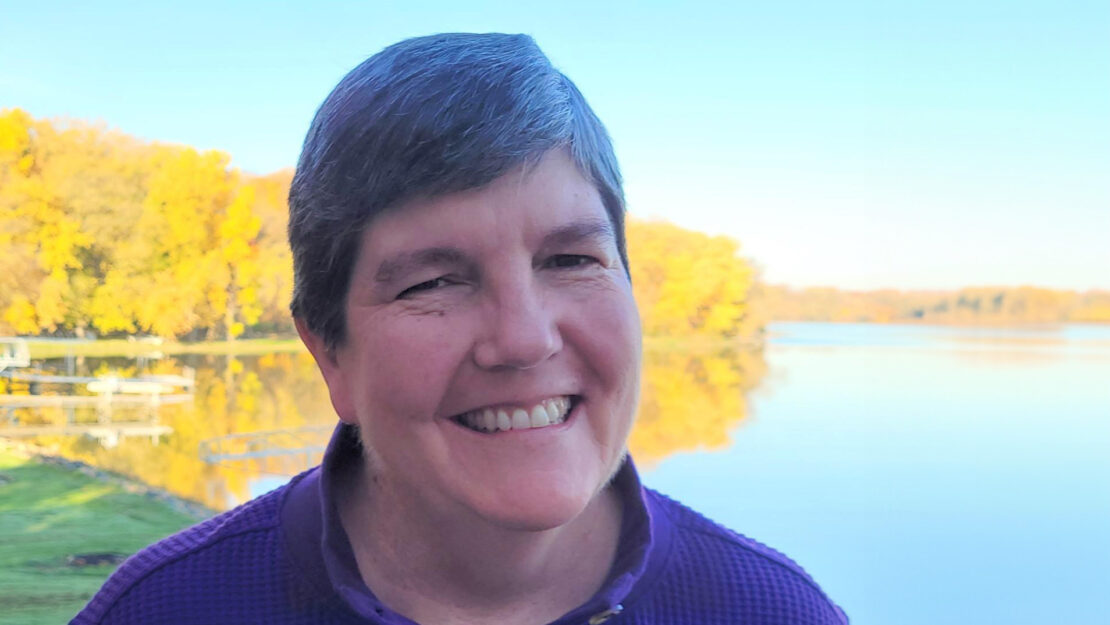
[1,109,761,342]
[760,285,1110,324]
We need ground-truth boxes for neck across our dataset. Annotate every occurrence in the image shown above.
[337,459,623,625]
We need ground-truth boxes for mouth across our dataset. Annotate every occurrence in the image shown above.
[451,396,578,433]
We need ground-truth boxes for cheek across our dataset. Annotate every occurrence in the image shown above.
[567,286,642,397]
[594,284,641,354]
[362,315,475,408]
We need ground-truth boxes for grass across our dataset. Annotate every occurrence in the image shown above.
[25,337,305,359]
[0,449,201,625]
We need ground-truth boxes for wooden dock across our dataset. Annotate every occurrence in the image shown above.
[0,393,194,407]
[0,422,173,446]
[0,349,194,448]
[0,338,30,372]
[1,371,194,390]
[198,425,333,465]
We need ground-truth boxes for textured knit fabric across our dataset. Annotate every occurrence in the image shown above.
[72,425,848,624]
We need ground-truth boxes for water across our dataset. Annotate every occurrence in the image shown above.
[642,322,1110,624]
[8,322,1109,623]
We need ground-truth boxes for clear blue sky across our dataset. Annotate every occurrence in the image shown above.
[3,0,1107,290]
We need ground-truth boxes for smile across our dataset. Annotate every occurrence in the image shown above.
[453,396,574,433]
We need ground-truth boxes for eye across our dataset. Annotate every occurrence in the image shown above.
[397,277,452,299]
[546,254,598,269]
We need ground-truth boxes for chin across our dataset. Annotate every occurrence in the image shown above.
[473,484,599,533]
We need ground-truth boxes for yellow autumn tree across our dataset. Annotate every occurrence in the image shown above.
[94,146,266,339]
[0,110,42,333]
[0,109,150,336]
[1070,292,1110,322]
[627,219,761,340]
[215,185,264,339]
[240,170,295,335]
[762,285,1109,324]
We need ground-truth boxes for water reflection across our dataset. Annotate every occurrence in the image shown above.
[630,347,766,464]
[7,345,765,510]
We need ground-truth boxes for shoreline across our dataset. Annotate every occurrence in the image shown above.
[0,438,216,521]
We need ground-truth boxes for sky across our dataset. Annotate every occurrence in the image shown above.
[2,0,1108,291]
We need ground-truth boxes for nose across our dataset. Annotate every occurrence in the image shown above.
[472,279,562,370]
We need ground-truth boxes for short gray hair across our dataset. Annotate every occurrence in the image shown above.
[288,33,626,349]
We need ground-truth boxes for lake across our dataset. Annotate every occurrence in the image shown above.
[642,322,1110,624]
[6,322,1109,624]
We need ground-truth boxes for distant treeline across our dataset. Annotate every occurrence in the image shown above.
[0,109,760,342]
[760,285,1110,324]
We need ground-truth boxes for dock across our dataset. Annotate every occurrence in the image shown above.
[198,425,333,473]
[0,340,194,448]
[0,393,194,408]
[0,338,30,372]
[0,422,173,446]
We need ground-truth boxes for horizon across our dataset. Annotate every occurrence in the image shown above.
[3,1,1107,291]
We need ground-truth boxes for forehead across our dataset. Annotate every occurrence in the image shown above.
[357,150,611,260]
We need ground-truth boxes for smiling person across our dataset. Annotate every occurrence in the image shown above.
[73,33,847,625]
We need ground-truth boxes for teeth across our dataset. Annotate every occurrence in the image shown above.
[457,397,572,433]
[511,409,530,429]
[530,405,550,428]
[544,399,561,423]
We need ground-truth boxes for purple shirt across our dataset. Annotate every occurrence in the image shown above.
[73,424,848,624]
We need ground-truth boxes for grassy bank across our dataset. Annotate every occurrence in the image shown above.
[0,448,201,625]
[25,337,305,359]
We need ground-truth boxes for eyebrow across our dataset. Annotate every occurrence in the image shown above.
[372,217,616,283]
[539,217,616,251]
[374,247,466,283]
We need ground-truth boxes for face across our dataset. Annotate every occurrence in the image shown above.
[300,149,641,531]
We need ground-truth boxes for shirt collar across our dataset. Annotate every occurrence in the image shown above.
[282,423,673,624]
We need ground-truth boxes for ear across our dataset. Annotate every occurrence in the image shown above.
[296,318,358,425]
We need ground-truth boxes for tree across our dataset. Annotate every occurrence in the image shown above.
[99,146,267,340]
[627,219,759,340]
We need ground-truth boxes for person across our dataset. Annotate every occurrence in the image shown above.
[72,33,848,625]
